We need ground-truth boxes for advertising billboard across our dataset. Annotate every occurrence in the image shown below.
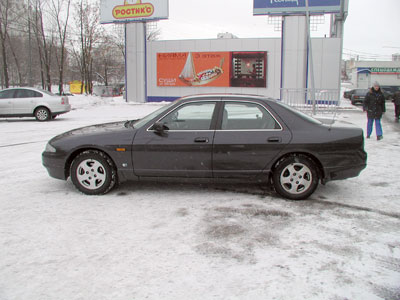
[100,0,168,24]
[157,52,267,88]
[253,0,342,16]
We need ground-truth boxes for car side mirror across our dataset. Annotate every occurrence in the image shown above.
[152,122,168,134]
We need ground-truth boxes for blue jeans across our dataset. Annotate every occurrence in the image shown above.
[367,118,383,137]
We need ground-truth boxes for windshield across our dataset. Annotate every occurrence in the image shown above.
[275,101,322,125]
[132,101,176,129]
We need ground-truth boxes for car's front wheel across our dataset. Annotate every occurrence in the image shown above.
[34,107,51,121]
[272,155,319,200]
[70,150,117,195]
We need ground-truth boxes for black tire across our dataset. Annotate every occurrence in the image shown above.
[34,107,51,121]
[272,155,319,200]
[70,150,117,195]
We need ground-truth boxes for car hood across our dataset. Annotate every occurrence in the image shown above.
[50,121,136,142]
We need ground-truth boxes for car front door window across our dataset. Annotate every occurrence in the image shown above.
[0,90,16,99]
[159,102,216,130]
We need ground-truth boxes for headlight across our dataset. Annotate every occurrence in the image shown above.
[45,143,57,153]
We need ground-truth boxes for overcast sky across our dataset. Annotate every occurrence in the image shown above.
[156,0,400,61]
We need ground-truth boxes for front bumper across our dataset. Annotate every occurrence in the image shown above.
[42,151,68,180]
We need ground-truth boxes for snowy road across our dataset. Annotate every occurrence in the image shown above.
[0,96,399,300]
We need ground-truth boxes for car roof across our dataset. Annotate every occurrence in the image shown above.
[178,93,274,102]
[0,87,44,93]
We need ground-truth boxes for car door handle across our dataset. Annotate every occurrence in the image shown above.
[267,137,282,143]
[194,137,209,143]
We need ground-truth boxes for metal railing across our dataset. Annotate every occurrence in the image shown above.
[280,88,341,115]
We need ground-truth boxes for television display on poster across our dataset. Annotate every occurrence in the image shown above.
[157,51,267,88]
[253,0,343,16]
[230,52,267,88]
[100,0,169,24]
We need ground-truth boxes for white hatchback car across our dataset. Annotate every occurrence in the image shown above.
[0,87,71,121]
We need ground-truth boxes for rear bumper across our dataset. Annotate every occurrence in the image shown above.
[42,151,67,180]
[323,163,366,183]
[51,104,71,115]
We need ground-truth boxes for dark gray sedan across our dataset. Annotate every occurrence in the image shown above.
[42,94,367,200]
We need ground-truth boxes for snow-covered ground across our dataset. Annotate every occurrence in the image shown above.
[0,95,399,300]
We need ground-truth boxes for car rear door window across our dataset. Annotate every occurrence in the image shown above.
[159,102,216,130]
[14,89,39,98]
[221,102,281,130]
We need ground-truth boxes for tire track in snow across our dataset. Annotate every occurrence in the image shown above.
[0,140,48,148]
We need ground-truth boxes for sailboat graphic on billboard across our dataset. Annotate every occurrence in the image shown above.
[179,52,224,86]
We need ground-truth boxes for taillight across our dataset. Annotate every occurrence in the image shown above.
[61,96,68,105]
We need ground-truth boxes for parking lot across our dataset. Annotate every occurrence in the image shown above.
[1,96,399,300]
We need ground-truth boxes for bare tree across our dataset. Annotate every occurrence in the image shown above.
[6,33,23,85]
[73,0,103,94]
[147,28,161,42]
[92,33,125,87]
[0,0,13,88]
[32,0,55,91]
[49,0,71,94]
[108,24,125,60]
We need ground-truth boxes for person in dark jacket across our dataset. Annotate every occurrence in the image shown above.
[363,82,386,140]
[392,90,400,121]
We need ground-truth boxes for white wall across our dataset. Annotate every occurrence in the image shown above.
[309,38,341,90]
[126,23,147,103]
[281,16,307,90]
[146,38,282,101]
[123,34,344,102]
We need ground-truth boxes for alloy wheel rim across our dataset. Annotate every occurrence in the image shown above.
[37,109,48,120]
[76,159,106,190]
[280,163,312,195]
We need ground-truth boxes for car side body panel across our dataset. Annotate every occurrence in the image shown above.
[43,122,138,182]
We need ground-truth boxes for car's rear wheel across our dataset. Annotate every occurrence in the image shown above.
[70,150,117,195]
[34,107,51,121]
[272,155,319,200]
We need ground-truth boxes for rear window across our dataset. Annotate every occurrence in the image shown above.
[275,101,322,125]
[36,88,55,96]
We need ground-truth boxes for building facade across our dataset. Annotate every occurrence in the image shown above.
[126,36,342,102]
[348,60,400,89]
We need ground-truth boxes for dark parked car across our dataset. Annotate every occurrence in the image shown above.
[343,89,355,99]
[381,85,400,100]
[42,94,367,200]
[350,89,369,105]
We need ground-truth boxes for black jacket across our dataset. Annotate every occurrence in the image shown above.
[393,91,400,105]
[363,88,386,119]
